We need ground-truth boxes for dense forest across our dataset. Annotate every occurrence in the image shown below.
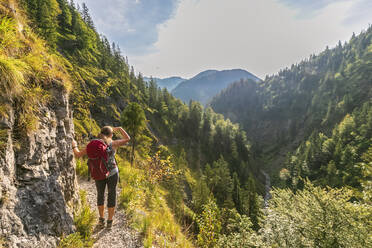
[211,28,372,184]
[209,25,372,246]
[0,0,371,247]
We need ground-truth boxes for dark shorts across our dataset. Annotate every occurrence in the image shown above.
[95,173,118,208]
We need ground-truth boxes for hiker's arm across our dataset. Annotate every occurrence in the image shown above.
[112,127,131,148]
[72,140,87,158]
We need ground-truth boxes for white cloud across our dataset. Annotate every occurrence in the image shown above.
[75,0,179,56]
[131,0,372,79]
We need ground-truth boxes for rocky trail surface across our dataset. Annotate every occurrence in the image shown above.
[78,178,143,248]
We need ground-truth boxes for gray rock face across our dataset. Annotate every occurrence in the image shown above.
[0,84,78,247]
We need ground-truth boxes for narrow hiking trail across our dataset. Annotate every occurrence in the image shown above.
[78,178,143,248]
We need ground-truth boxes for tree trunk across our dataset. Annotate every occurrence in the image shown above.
[131,135,136,166]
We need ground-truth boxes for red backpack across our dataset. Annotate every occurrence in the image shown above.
[86,139,110,180]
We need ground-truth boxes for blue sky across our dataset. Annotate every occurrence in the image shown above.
[76,0,179,55]
[76,0,372,78]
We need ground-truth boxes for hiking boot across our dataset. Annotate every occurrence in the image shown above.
[95,217,105,231]
[106,219,113,230]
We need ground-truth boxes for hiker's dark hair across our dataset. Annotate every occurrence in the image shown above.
[98,126,113,143]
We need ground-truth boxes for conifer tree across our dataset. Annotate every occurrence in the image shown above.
[120,102,147,166]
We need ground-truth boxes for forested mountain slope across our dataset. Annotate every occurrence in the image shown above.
[172,69,260,105]
[210,28,372,185]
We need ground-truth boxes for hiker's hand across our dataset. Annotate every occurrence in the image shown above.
[72,139,77,148]
[113,127,120,132]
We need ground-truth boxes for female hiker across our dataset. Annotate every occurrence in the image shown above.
[71,126,130,229]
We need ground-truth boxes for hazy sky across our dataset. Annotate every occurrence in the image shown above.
[76,0,372,79]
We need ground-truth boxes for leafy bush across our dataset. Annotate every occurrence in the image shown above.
[260,180,372,248]
[196,200,221,248]
[217,212,263,248]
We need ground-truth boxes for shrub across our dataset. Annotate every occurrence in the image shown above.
[196,200,221,248]
[260,180,372,248]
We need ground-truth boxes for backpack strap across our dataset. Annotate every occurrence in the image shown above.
[107,142,120,182]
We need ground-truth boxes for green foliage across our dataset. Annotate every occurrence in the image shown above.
[75,158,88,177]
[196,200,221,248]
[0,55,27,98]
[217,212,263,248]
[21,0,61,46]
[0,17,21,52]
[138,151,180,185]
[360,146,372,204]
[119,160,194,247]
[58,232,92,248]
[214,181,372,247]
[121,102,147,165]
[74,190,95,239]
[59,190,94,248]
[0,5,72,140]
[260,180,372,248]
[191,175,212,214]
[284,102,372,190]
[204,157,234,208]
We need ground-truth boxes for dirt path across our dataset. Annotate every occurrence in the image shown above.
[78,178,143,248]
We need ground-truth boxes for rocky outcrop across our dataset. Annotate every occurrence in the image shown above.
[0,84,78,247]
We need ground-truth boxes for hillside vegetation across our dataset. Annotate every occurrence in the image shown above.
[211,28,372,187]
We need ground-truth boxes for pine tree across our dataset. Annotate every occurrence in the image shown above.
[120,102,147,166]
[81,3,95,30]
[242,174,261,230]
[57,0,72,30]
[232,172,243,213]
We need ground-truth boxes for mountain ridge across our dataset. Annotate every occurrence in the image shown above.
[144,76,186,91]
[172,68,260,105]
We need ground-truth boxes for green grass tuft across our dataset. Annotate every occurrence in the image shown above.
[59,190,95,248]
[74,190,96,239]
[58,232,90,248]
[0,55,27,98]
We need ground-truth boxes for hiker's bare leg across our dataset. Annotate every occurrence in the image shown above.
[108,207,115,220]
[98,205,104,218]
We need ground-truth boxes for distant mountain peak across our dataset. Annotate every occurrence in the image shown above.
[171,69,260,105]
[144,76,186,91]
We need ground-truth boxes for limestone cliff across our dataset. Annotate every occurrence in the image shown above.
[0,83,78,247]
